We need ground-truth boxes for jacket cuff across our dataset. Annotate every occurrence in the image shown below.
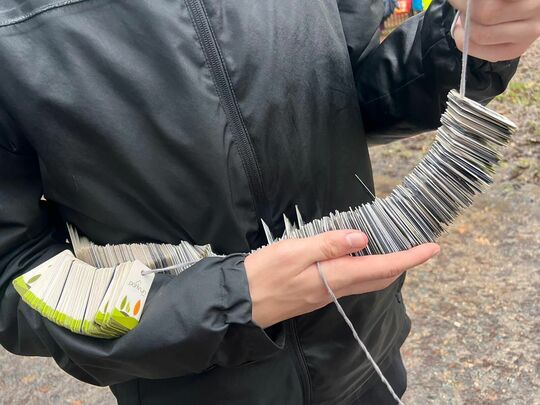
[213,253,285,365]
[21,252,286,385]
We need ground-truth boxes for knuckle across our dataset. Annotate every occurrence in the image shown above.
[272,240,295,262]
[474,5,496,26]
[489,44,524,63]
[384,266,404,279]
[320,233,342,258]
[470,25,490,45]
[304,290,326,307]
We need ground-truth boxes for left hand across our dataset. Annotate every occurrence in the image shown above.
[449,0,540,62]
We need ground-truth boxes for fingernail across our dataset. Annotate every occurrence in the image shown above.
[346,232,367,248]
[432,246,441,257]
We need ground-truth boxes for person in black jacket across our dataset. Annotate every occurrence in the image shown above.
[0,0,537,404]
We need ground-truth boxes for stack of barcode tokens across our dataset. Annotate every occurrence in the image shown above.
[13,251,152,338]
[66,223,217,272]
[13,90,517,339]
[12,228,218,338]
[273,90,517,253]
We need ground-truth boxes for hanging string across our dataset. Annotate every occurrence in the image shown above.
[459,0,473,97]
[316,1,473,403]
[316,262,406,405]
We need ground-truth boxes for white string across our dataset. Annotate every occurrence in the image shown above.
[316,5,474,400]
[459,0,473,97]
[140,260,198,275]
[316,262,406,405]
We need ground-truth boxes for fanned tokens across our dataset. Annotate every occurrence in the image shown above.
[14,251,155,339]
[13,90,517,338]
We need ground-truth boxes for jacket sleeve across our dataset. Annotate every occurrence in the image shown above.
[0,114,284,386]
[347,0,519,144]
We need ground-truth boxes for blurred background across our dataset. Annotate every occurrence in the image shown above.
[381,0,432,34]
[0,3,538,404]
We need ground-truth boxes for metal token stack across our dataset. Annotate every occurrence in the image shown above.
[14,90,517,339]
[273,90,517,254]
[70,90,516,267]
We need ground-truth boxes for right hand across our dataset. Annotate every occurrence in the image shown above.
[450,0,540,63]
[244,230,440,328]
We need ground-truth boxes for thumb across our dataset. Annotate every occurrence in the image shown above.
[293,230,369,267]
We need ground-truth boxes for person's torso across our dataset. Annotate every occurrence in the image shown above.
[0,1,408,403]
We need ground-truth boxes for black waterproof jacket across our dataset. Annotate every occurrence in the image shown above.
[0,1,517,404]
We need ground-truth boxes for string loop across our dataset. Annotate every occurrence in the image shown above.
[316,3,474,402]
[316,262,406,405]
[459,0,473,97]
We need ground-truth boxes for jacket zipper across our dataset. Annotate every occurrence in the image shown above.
[184,2,311,401]
[184,0,270,227]
[287,319,312,404]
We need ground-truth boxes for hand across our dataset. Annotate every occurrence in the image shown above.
[449,0,540,62]
[244,230,440,328]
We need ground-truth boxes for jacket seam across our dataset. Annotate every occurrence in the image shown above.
[201,5,266,198]
[296,332,313,401]
[220,264,226,326]
[136,379,143,405]
[285,320,312,405]
[199,0,267,219]
[347,312,410,403]
[0,0,94,28]
[362,35,447,106]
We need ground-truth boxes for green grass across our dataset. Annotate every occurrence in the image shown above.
[497,81,540,106]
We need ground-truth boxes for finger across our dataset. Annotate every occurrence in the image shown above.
[473,0,540,26]
[471,20,540,46]
[337,275,401,297]
[294,261,401,306]
[454,25,532,61]
[267,229,369,270]
[448,0,466,11]
[455,17,540,46]
[450,0,540,26]
[318,243,440,291]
